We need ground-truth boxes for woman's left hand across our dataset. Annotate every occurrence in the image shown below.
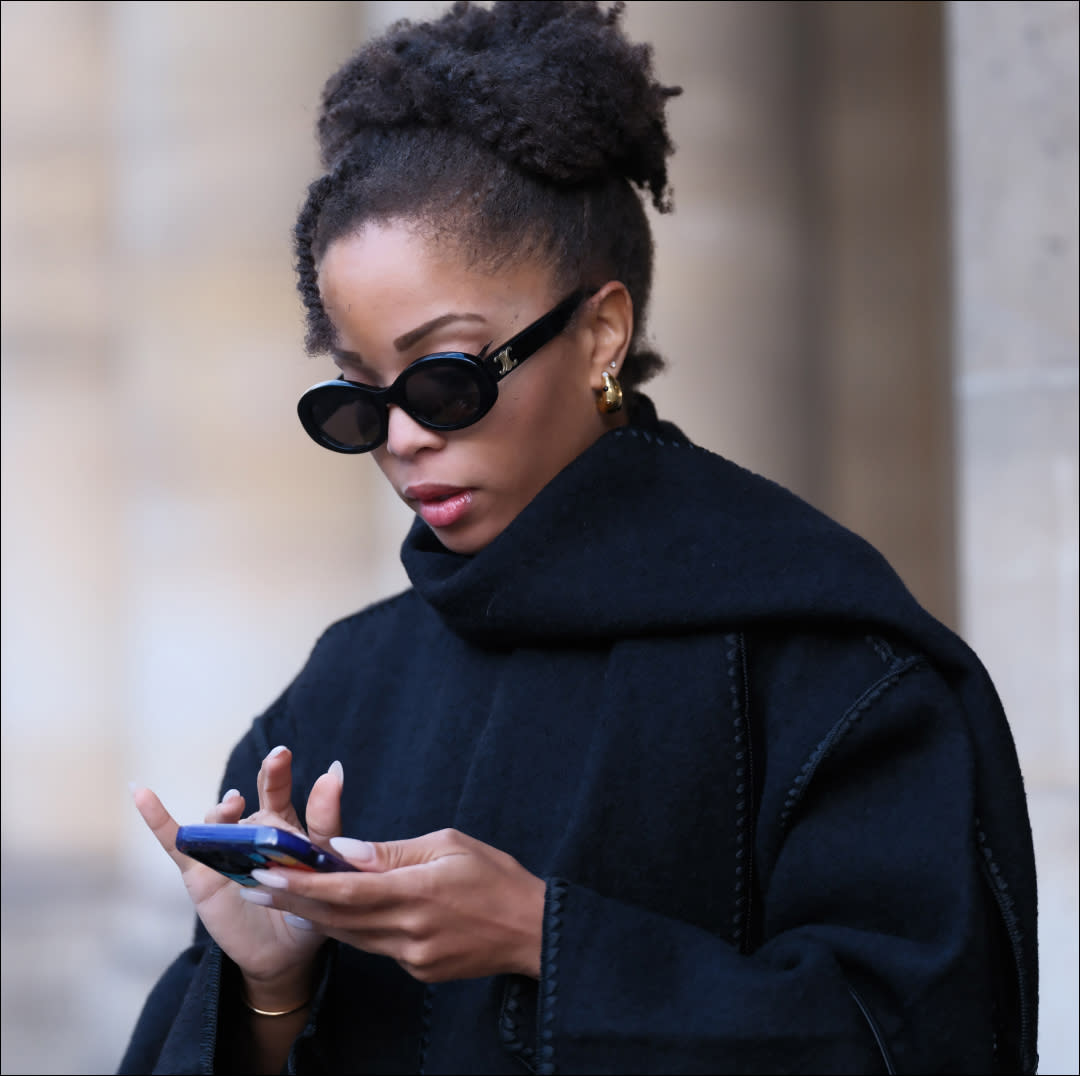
[245,828,546,982]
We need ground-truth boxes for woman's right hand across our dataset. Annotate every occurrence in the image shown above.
[132,745,341,1011]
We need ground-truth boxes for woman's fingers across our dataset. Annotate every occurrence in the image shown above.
[257,745,298,822]
[330,828,457,872]
[242,829,546,981]
[204,788,245,824]
[131,773,327,993]
[305,761,344,849]
[132,785,233,901]
[132,785,186,868]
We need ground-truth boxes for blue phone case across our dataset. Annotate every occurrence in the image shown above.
[175,824,359,886]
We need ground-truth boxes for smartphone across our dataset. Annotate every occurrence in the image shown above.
[175,824,359,887]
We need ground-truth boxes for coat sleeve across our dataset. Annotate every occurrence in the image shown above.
[508,648,1001,1075]
[117,942,223,1075]
[116,609,420,1075]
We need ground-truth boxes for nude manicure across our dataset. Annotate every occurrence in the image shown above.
[250,868,288,889]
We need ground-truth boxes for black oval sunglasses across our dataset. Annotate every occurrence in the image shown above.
[297,291,589,453]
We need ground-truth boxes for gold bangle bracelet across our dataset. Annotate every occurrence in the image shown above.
[242,993,311,1018]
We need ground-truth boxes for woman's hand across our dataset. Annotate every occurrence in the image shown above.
[132,745,343,1010]
[244,828,547,983]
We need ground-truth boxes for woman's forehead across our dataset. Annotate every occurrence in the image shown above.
[319,224,560,327]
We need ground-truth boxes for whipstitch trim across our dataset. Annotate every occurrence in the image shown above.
[779,657,924,832]
[498,979,537,1071]
[611,426,685,449]
[536,878,569,1075]
[417,984,433,1075]
[865,634,901,669]
[202,944,224,1074]
[725,632,753,952]
[976,820,1036,1072]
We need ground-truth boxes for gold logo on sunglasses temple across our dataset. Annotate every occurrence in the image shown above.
[296,291,590,454]
[492,347,515,377]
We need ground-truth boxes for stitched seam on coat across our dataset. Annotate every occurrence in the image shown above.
[498,979,537,1071]
[611,426,685,448]
[865,634,901,669]
[779,656,925,833]
[726,631,752,952]
[201,944,223,1075]
[537,879,568,1075]
[977,820,1036,1073]
[417,984,433,1075]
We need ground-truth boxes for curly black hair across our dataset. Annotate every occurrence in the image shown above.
[294,0,681,391]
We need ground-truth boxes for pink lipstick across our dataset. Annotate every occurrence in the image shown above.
[404,484,474,529]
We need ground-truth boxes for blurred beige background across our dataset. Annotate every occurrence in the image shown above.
[1,1,1076,1073]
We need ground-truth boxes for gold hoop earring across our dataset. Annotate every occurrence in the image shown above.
[596,370,623,414]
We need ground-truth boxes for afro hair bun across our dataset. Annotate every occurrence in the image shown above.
[317,0,681,211]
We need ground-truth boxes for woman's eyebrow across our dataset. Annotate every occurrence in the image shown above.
[393,312,487,352]
[330,345,369,369]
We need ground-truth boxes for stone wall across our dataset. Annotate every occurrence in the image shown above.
[947,3,1079,1068]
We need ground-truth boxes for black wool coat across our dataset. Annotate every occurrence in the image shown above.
[119,403,1038,1075]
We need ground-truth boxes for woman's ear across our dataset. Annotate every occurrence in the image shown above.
[583,281,634,388]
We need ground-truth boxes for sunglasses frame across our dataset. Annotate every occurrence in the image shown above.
[297,290,590,453]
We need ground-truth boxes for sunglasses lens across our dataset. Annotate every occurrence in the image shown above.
[304,388,382,451]
[299,357,494,452]
[402,361,486,428]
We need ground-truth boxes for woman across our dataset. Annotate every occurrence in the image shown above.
[120,3,1038,1073]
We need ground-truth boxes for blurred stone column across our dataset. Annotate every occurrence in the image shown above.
[809,1,955,627]
[626,1,820,497]
[106,0,408,891]
[1,1,124,852]
[947,3,1079,1071]
[2,4,139,1068]
[628,1,955,625]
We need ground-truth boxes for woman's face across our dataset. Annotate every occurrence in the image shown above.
[317,220,629,554]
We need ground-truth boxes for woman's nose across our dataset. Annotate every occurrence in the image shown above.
[384,404,445,458]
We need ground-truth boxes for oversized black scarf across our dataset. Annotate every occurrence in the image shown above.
[403,397,1038,1072]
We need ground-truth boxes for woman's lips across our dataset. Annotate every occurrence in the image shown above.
[403,484,474,529]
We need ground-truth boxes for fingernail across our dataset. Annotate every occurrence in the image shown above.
[330,837,375,863]
[267,745,288,760]
[238,888,274,905]
[250,868,288,889]
[221,788,240,804]
[284,913,313,931]
[127,781,139,795]
[327,760,344,784]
